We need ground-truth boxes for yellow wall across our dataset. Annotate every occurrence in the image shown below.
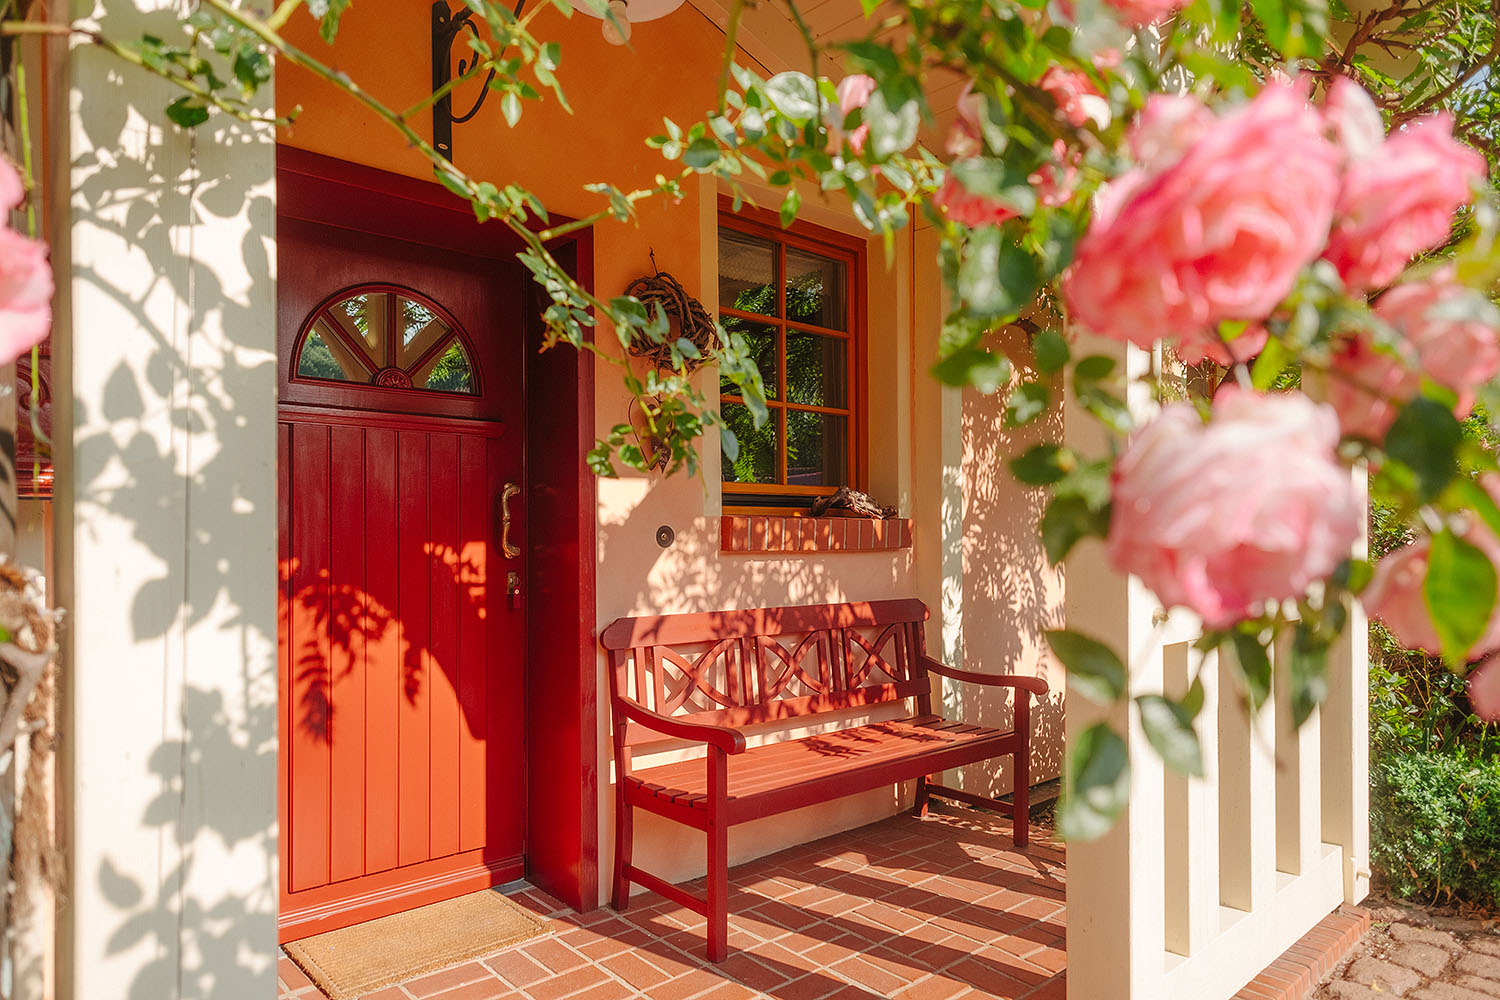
[278,1,1062,893]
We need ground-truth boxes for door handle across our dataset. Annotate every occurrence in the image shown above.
[500,482,521,559]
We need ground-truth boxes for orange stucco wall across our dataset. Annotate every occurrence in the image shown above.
[275,3,1062,898]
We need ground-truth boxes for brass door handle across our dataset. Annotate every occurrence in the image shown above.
[500,482,521,559]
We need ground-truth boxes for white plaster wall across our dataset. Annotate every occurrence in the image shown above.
[50,3,279,995]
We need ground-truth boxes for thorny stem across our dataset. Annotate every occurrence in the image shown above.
[15,59,44,465]
[715,0,744,115]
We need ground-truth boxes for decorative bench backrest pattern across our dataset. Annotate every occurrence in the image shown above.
[599,599,935,746]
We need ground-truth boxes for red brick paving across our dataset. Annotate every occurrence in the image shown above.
[278,805,1066,1000]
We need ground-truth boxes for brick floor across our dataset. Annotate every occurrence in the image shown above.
[278,805,1066,1000]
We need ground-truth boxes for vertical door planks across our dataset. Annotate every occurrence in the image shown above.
[364,426,401,877]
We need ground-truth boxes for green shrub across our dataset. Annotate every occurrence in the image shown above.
[1371,750,1500,908]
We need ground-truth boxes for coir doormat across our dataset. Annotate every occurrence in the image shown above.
[283,889,550,1000]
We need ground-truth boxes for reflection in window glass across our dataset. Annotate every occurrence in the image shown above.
[720,403,779,484]
[296,289,478,395]
[787,411,848,486]
[399,298,453,368]
[299,328,369,382]
[785,332,847,408]
[786,247,846,331]
[720,320,779,401]
[414,339,476,394]
[718,229,778,317]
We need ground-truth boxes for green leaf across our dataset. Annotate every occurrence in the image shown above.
[1386,397,1463,503]
[1040,495,1111,565]
[684,136,720,170]
[233,47,272,92]
[1010,444,1070,486]
[958,227,1042,321]
[1074,355,1115,382]
[932,347,1011,392]
[1045,629,1127,703]
[779,187,802,228]
[500,91,523,127]
[1181,676,1206,718]
[315,0,351,43]
[1058,723,1130,842]
[1005,381,1049,426]
[1033,329,1069,375]
[1229,632,1272,711]
[165,96,210,128]
[1250,335,1294,390]
[1424,527,1499,663]
[864,90,920,160]
[763,71,821,122]
[1289,623,1328,727]
[1136,695,1204,777]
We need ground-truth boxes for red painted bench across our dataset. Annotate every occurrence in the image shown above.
[600,598,1049,961]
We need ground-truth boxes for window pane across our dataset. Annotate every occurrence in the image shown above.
[298,327,371,382]
[785,247,847,331]
[327,291,390,367]
[398,296,454,369]
[785,332,848,408]
[721,403,779,484]
[719,229,778,317]
[787,411,848,487]
[411,338,476,394]
[719,319,779,401]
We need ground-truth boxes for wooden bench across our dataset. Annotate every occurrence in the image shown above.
[600,598,1049,961]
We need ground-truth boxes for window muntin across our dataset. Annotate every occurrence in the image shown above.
[294,287,478,396]
[718,215,861,500]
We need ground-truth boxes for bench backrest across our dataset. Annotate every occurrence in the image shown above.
[600,599,933,746]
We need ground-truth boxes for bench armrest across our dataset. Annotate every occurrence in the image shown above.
[614,699,748,754]
[920,656,1050,699]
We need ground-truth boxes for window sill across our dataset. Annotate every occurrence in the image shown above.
[720,515,911,554]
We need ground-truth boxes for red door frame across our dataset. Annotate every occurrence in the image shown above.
[276,146,600,919]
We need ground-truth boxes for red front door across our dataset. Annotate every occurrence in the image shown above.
[276,216,527,940]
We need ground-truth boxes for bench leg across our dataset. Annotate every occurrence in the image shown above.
[706,746,729,962]
[913,775,930,818]
[707,816,728,962]
[1013,698,1031,848]
[611,795,633,911]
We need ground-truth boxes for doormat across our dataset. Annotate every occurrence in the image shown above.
[283,889,550,1000]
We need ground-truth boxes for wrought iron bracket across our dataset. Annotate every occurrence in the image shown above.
[431,1,506,162]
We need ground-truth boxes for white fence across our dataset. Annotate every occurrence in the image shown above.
[1062,342,1370,1000]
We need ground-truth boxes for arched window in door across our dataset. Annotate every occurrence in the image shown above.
[293,286,480,395]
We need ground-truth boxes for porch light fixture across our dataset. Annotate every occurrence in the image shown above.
[431,0,526,162]
[570,0,687,46]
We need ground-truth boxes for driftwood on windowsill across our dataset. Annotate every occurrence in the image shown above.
[810,485,897,520]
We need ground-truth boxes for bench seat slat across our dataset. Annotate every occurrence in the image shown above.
[626,717,1019,823]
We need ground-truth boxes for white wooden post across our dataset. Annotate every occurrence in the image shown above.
[50,3,279,997]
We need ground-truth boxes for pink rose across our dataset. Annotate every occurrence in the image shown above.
[1104,0,1182,24]
[1367,489,1500,658]
[1469,656,1500,720]
[0,160,21,211]
[1173,324,1270,367]
[0,227,51,364]
[934,170,1016,228]
[1318,331,1419,442]
[1375,274,1500,416]
[1064,83,1339,353]
[1039,67,1110,129]
[1108,387,1361,627]
[1059,0,1180,26]
[1323,77,1384,162]
[1029,139,1080,208]
[946,82,985,159]
[1323,113,1484,292]
[827,74,876,155]
[1127,94,1214,170]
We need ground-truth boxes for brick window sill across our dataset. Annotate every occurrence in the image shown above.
[720,515,912,554]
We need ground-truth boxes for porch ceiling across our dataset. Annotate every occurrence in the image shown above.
[686,0,968,143]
